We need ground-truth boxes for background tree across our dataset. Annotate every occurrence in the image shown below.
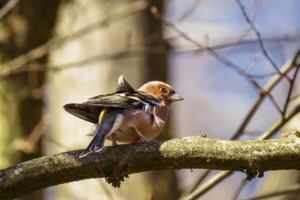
[0,0,59,199]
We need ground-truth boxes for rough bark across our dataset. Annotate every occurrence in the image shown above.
[1,137,300,200]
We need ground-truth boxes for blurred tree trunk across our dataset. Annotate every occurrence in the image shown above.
[0,0,59,200]
[46,0,179,199]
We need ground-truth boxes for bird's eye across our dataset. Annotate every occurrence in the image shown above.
[160,88,168,93]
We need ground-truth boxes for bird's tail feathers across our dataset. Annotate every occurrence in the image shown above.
[79,120,113,158]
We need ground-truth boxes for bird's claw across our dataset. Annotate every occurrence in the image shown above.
[139,137,148,142]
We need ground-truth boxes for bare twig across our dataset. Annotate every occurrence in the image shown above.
[0,0,20,20]
[178,170,210,199]
[96,179,114,200]
[290,92,300,102]
[152,6,285,114]
[232,49,300,140]
[246,54,260,74]
[167,33,300,52]
[210,35,300,51]
[237,0,261,42]
[281,130,300,138]
[177,0,202,22]
[151,6,263,92]
[267,92,283,115]
[282,64,300,119]
[249,72,278,79]
[0,45,167,80]
[183,171,234,200]
[236,0,284,76]
[245,183,300,200]
[230,178,247,200]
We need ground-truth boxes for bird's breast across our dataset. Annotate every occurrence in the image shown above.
[110,107,168,143]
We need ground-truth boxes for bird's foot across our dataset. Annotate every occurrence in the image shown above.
[111,134,118,146]
[138,136,148,142]
[112,140,118,146]
[133,126,148,142]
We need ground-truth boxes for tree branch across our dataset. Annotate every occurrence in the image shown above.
[2,137,300,199]
[0,0,20,21]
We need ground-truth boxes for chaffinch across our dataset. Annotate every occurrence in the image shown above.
[64,75,184,158]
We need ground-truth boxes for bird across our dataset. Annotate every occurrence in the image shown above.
[64,75,184,158]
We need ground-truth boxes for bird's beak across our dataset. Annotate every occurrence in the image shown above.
[169,93,184,102]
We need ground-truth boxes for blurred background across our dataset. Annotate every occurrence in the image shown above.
[1,0,300,199]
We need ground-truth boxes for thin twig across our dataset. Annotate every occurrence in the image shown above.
[177,0,202,22]
[246,54,260,74]
[282,64,300,119]
[290,92,300,102]
[230,178,247,200]
[237,0,261,42]
[267,92,283,115]
[0,0,20,20]
[0,45,167,80]
[151,6,263,93]
[249,72,278,79]
[96,179,114,200]
[211,35,300,51]
[178,170,210,199]
[232,49,300,140]
[167,34,300,51]
[183,171,234,200]
[153,6,285,114]
[281,130,300,138]
[236,0,283,77]
[245,183,300,200]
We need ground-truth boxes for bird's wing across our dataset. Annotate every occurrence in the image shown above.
[116,74,135,93]
[88,75,161,106]
[85,94,146,109]
[64,94,143,123]
[88,75,135,100]
[64,75,162,123]
[63,103,102,123]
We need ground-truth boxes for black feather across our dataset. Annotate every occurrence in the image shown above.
[79,119,113,158]
[64,104,102,123]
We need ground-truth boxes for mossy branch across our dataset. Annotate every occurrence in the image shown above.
[1,137,300,199]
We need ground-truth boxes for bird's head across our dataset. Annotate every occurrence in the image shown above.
[138,81,184,106]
